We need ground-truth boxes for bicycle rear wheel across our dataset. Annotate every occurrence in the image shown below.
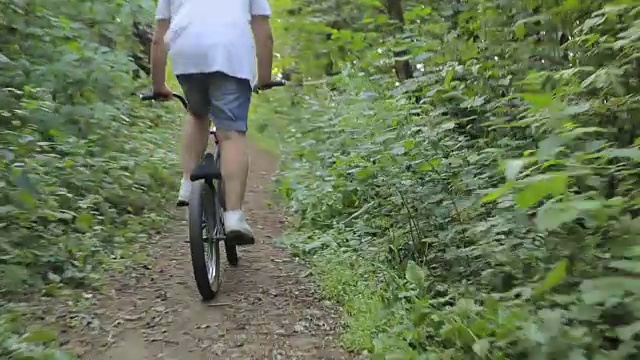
[188,180,222,301]
[214,147,238,266]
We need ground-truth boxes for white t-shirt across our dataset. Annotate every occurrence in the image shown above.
[155,0,271,83]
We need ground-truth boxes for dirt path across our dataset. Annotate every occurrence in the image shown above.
[64,143,356,359]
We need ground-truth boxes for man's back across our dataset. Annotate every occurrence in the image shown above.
[156,0,271,81]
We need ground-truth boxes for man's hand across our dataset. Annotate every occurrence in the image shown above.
[151,19,170,100]
[257,76,272,88]
[153,85,173,100]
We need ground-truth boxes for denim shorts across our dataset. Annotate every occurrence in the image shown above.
[176,72,252,133]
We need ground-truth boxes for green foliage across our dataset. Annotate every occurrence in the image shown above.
[0,308,72,360]
[269,0,640,358]
[248,89,292,153]
[277,230,403,352]
[1,0,179,356]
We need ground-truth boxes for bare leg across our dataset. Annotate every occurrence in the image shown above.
[181,113,210,180]
[217,130,249,210]
[206,72,254,245]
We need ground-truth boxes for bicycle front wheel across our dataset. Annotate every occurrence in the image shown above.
[188,180,221,301]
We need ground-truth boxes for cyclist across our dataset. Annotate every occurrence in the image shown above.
[150,0,274,245]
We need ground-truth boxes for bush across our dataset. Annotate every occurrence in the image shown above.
[1,0,179,356]
[267,0,640,358]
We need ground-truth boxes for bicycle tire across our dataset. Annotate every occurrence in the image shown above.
[188,180,221,301]
[214,147,239,266]
[223,212,238,266]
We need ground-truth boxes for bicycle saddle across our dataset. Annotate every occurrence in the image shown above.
[190,153,221,181]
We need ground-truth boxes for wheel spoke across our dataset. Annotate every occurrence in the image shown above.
[201,189,220,287]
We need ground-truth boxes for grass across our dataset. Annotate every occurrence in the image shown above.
[312,252,388,351]
[248,89,292,154]
[277,232,401,353]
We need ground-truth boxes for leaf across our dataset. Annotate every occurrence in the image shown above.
[390,145,405,155]
[75,213,93,231]
[418,159,441,171]
[536,259,568,295]
[50,350,75,360]
[609,260,640,273]
[601,148,640,160]
[568,349,588,360]
[444,68,454,88]
[481,184,512,203]
[571,200,602,211]
[535,203,579,231]
[439,122,456,131]
[562,103,590,115]
[504,159,525,181]
[0,205,17,215]
[405,260,425,287]
[580,277,640,304]
[538,135,566,158]
[472,338,490,357]
[522,92,553,110]
[522,322,546,343]
[0,52,11,64]
[565,127,607,139]
[21,329,58,343]
[579,15,606,32]
[385,352,413,360]
[514,22,526,39]
[616,321,640,341]
[47,272,61,283]
[515,174,568,208]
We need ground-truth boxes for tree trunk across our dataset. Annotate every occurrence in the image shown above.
[131,21,153,78]
[386,0,412,81]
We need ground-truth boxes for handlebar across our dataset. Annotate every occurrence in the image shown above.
[139,80,286,109]
[139,93,188,108]
[254,80,287,92]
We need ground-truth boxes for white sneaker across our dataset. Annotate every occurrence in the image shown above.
[224,210,255,246]
[177,179,191,207]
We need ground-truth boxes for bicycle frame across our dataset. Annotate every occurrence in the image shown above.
[210,125,219,146]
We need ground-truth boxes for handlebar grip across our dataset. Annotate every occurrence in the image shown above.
[254,80,287,93]
[138,92,188,109]
[265,80,287,88]
[139,94,157,101]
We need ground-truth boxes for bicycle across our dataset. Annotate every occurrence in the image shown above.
[140,79,286,300]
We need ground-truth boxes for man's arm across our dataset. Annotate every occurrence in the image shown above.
[151,19,170,92]
[151,0,171,94]
[251,16,273,85]
[250,0,274,86]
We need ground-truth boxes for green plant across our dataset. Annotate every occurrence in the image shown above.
[0,308,72,359]
[0,0,180,355]
[269,0,640,358]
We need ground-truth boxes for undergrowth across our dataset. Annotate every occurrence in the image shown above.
[269,0,640,358]
[249,90,293,154]
[278,230,400,352]
[1,0,179,357]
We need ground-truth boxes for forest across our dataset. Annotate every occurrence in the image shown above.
[2,0,640,358]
